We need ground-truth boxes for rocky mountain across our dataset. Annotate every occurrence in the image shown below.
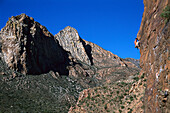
[0,14,140,112]
[0,14,69,75]
[137,0,169,112]
[69,0,170,112]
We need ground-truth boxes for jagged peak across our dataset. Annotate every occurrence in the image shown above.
[1,14,52,37]
[58,26,79,34]
[8,13,34,23]
[64,26,77,31]
[55,26,80,40]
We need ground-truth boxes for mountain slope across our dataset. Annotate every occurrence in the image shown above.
[0,14,140,112]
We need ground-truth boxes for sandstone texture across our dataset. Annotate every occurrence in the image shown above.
[137,0,170,112]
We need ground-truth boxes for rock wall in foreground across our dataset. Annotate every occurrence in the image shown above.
[137,0,170,112]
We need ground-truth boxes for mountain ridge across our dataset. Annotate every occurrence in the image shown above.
[0,14,140,112]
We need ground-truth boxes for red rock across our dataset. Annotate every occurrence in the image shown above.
[137,0,170,112]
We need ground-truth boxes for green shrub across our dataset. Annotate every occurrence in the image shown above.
[133,77,139,81]
[127,101,131,104]
[134,94,137,99]
[125,89,129,92]
[140,74,145,79]
[107,110,110,112]
[144,84,147,87]
[103,86,107,89]
[121,82,127,86]
[130,96,134,101]
[87,95,91,99]
[128,109,133,113]
[121,105,125,109]
[161,6,170,24]
[119,95,124,100]
[104,104,107,109]
[89,106,92,109]
[102,99,105,104]
[139,82,142,85]
[91,97,95,101]
[96,94,100,97]
[141,105,144,109]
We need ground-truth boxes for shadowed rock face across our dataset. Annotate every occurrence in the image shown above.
[137,0,169,112]
[0,14,69,75]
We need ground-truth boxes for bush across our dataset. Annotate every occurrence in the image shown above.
[125,89,129,92]
[133,77,139,81]
[127,101,131,104]
[139,82,142,85]
[104,104,107,109]
[144,84,147,87]
[121,82,127,86]
[119,95,124,100]
[87,95,90,99]
[134,94,137,99]
[161,6,170,23]
[130,96,134,101]
[121,105,125,109]
[128,109,133,113]
[141,105,144,109]
[140,74,145,79]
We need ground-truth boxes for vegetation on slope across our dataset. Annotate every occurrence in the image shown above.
[70,73,147,113]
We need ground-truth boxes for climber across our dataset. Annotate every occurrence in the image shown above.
[134,38,140,49]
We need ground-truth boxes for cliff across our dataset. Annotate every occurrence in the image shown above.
[0,14,140,112]
[0,14,139,79]
[0,14,69,75]
[137,0,170,112]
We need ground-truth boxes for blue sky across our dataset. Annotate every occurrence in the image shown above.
[0,0,144,59]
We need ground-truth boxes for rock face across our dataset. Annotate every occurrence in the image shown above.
[0,14,141,112]
[0,14,140,79]
[0,14,69,75]
[55,26,91,65]
[137,0,169,112]
[55,26,140,81]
